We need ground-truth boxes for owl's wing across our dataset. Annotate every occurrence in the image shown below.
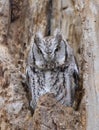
[72,56,79,90]
[27,43,34,67]
[26,41,37,84]
[65,43,79,105]
[66,43,79,89]
[26,42,39,108]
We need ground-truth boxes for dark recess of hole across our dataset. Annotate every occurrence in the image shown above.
[10,0,20,22]
[45,0,52,36]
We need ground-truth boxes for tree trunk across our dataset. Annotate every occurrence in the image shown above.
[0,0,99,129]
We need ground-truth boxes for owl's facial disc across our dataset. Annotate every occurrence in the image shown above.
[33,31,67,69]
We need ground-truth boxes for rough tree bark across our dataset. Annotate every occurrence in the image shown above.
[0,0,99,130]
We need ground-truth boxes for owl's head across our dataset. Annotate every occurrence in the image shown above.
[32,30,67,70]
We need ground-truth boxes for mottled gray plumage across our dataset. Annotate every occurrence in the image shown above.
[26,30,79,110]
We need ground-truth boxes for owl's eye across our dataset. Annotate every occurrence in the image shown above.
[37,49,42,54]
[55,47,60,52]
[55,48,59,52]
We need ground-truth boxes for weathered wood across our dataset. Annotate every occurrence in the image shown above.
[0,0,99,129]
[80,1,99,129]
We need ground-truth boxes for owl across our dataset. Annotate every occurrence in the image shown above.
[26,30,79,110]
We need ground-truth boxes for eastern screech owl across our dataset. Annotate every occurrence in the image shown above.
[26,30,79,110]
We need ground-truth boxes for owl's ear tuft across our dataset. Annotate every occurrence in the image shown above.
[54,29,62,42]
[34,32,43,44]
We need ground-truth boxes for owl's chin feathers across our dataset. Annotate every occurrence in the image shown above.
[34,60,67,71]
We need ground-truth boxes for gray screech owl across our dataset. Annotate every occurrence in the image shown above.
[26,30,79,110]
